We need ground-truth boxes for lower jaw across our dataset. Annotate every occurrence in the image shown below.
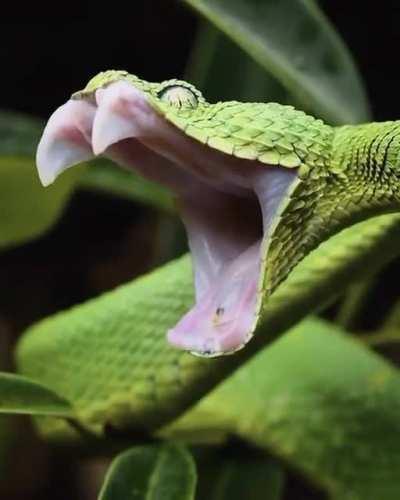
[167,239,261,357]
[106,138,297,357]
[106,134,301,356]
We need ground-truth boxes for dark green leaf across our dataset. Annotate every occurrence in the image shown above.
[211,458,283,500]
[99,443,196,500]
[0,111,43,157]
[0,372,72,417]
[186,23,289,104]
[195,447,284,500]
[183,0,370,124]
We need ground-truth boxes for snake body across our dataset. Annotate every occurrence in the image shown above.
[16,71,400,443]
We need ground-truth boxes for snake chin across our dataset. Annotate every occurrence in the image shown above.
[36,81,298,356]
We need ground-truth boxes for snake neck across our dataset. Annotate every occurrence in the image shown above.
[263,121,400,298]
[326,121,400,224]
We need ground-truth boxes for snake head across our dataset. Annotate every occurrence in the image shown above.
[36,70,333,357]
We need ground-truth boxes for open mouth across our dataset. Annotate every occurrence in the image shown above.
[36,80,299,357]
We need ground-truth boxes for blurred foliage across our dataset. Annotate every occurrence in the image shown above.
[186,23,291,104]
[99,444,196,500]
[0,1,398,500]
[194,446,284,500]
[0,373,72,417]
[183,0,370,124]
[0,112,84,249]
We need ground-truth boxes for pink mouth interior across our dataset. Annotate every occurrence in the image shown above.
[37,81,297,356]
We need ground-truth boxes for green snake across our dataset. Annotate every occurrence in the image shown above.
[16,71,400,445]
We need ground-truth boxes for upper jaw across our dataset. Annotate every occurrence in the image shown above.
[36,99,96,187]
[92,82,157,155]
[36,81,156,187]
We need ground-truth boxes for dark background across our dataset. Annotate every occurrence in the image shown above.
[1,3,400,121]
[0,2,400,499]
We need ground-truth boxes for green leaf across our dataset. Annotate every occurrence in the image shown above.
[0,372,72,417]
[0,111,43,157]
[183,0,370,124]
[168,318,400,500]
[195,448,284,500]
[0,111,84,249]
[99,443,196,500]
[79,158,175,214]
[0,156,84,249]
[186,23,289,104]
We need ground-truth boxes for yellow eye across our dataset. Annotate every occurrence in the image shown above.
[159,85,198,108]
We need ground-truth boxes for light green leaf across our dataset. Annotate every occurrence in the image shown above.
[168,318,400,500]
[183,0,370,124]
[79,159,175,214]
[0,372,72,417]
[0,156,84,249]
[0,111,84,249]
[99,443,196,500]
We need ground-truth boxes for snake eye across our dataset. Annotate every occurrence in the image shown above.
[158,85,198,109]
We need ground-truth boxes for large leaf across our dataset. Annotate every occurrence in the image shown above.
[0,372,72,417]
[186,23,290,104]
[99,443,196,500]
[0,156,84,248]
[0,111,84,249]
[166,318,400,500]
[183,0,370,124]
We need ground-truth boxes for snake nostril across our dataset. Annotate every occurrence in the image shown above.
[216,307,225,316]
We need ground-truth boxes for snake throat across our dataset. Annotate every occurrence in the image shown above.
[36,80,298,356]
